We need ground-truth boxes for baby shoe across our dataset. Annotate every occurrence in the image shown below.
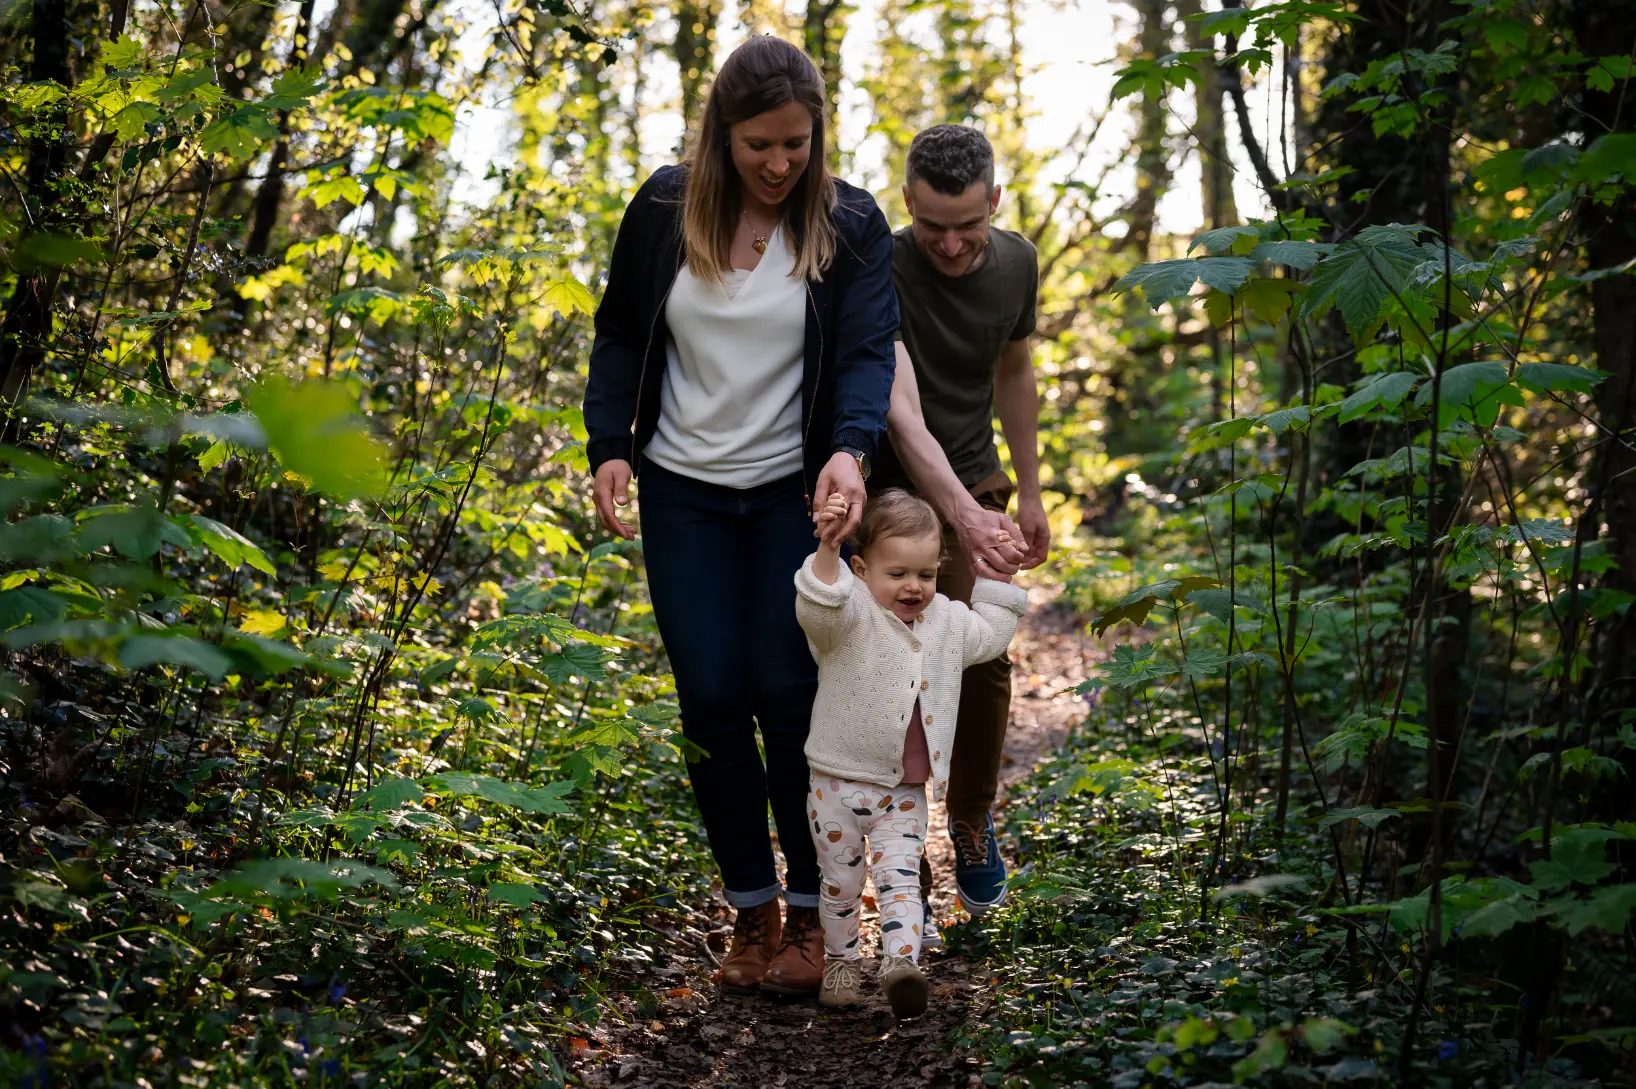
[921,902,943,953]
[878,954,929,1019]
[818,956,862,1008]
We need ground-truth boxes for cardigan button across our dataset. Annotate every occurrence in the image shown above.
[910,642,921,652]
[920,680,928,690]
[925,715,934,725]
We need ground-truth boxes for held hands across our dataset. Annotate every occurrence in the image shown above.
[814,491,851,551]
[812,451,866,544]
[811,490,851,585]
[954,504,1025,581]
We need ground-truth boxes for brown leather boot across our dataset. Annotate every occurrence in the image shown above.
[760,905,823,998]
[719,900,781,994]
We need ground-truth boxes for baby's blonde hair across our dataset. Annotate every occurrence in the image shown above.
[851,488,941,555]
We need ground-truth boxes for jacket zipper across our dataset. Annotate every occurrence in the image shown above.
[630,250,685,470]
[801,282,823,505]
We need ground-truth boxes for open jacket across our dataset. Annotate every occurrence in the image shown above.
[582,165,899,496]
[793,554,1028,801]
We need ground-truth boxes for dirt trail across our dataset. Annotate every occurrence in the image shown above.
[576,586,1100,1089]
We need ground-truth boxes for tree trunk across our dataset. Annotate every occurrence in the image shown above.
[0,0,79,424]
[1124,0,1173,259]
[672,0,720,132]
[1565,0,1636,686]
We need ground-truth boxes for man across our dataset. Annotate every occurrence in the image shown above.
[872,123,1050,925]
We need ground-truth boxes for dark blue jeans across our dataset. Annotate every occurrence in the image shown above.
[638,461,820,909]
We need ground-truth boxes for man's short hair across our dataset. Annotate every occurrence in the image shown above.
[906,124,995,196]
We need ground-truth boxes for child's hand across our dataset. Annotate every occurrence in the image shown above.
[815,491,850,547]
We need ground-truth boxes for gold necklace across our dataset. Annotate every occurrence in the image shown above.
[743,209,771,254]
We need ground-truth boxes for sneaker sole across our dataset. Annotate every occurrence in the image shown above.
[956,882,1008,916]
[884,970,929,1019]
[759,980,819,999]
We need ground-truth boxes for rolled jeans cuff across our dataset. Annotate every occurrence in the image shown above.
[783,890,819,909]
[723,882,783,909]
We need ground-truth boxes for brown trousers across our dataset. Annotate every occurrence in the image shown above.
[918,470,1014,896]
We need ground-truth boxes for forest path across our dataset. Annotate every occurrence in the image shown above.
[575,585,1101,1088]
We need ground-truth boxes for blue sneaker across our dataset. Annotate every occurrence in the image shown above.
[949,812,1007,914]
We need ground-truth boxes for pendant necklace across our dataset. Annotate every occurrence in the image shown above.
[743,209,771,254]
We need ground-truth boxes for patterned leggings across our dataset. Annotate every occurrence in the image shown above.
[808,775,928,962]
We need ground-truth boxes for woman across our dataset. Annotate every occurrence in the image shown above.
[582,35,897,999]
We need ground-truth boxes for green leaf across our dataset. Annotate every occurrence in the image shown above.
[75,506,191,560]
[1250,239,1331,270]
[1212,873,1308,900]
[206,857,399,901]
[354,776,425,812]
[118,635,233,679]
[1232,1030,1288,1081]
[1554,884,1636,936]
[541,277,597,318]
[15,233,107,270]
[1339,371,1419,423]
[374,839,420,865]
[248,376,387,500]
[488,882,544,908]
[1301,224,1425,340]
[1459,894,1537,938]
[188,514,276,574]
[1186,588,1236,624]
[1501,518,1575,546]
[422,774,577,815]
[1318,805,1401,831]
[1188,225,1260,255]
[0,587,70,631]
[1301,1017,1356,1054]
[1413,361,1510,426]
[1514,363,1604,396]
[1579,132,1636,186]
[1114,257,1256,309]
[199,106,280,159]
[1238,277,1303,324]
[1180,648,1226,678]
[260,66,326,110]
[1530,831,1616,892]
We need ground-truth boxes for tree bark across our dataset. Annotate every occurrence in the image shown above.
[0,0,80,426]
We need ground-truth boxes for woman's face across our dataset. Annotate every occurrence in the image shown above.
[729,100,815,210]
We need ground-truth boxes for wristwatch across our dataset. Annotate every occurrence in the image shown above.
[836,445,871,481]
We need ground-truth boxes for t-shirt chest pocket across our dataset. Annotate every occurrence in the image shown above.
[977,315,1018,370]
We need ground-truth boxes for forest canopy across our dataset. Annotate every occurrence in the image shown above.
[0,0,1633,1084]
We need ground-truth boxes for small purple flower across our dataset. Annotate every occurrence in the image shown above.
[1436,1041,1457,1062]
[328,980,347,1002]
[319,1058,341,1077]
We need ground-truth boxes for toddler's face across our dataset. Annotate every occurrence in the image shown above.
[850,531,941,624]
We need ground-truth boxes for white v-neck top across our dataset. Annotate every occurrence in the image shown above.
[644,228,807,488]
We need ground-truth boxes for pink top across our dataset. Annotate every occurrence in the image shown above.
[899,699,931,785]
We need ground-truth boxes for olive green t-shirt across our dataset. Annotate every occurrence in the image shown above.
[874,225,1039,490]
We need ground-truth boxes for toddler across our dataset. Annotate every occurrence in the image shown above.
[794,487,1027,1018]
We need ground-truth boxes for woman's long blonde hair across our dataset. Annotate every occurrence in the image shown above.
[682,36,837,283]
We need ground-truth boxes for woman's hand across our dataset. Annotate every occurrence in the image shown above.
[593,459,636,540]
[813,452,866,545]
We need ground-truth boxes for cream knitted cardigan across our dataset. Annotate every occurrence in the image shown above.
[794,554,1028,800]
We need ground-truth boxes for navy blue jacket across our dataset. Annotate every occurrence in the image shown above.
[582,165,898,496]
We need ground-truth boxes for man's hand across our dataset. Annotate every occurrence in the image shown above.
[813,451,866,544]
[593,459,636,541]
[1016,492,1051,569]
[952,501,1025,579]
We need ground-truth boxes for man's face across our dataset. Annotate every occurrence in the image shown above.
[903,178,1001,277]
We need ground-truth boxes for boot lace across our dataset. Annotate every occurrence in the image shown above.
[730,905,770,951]
[778,906,820,956]
[951,818,992,867]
